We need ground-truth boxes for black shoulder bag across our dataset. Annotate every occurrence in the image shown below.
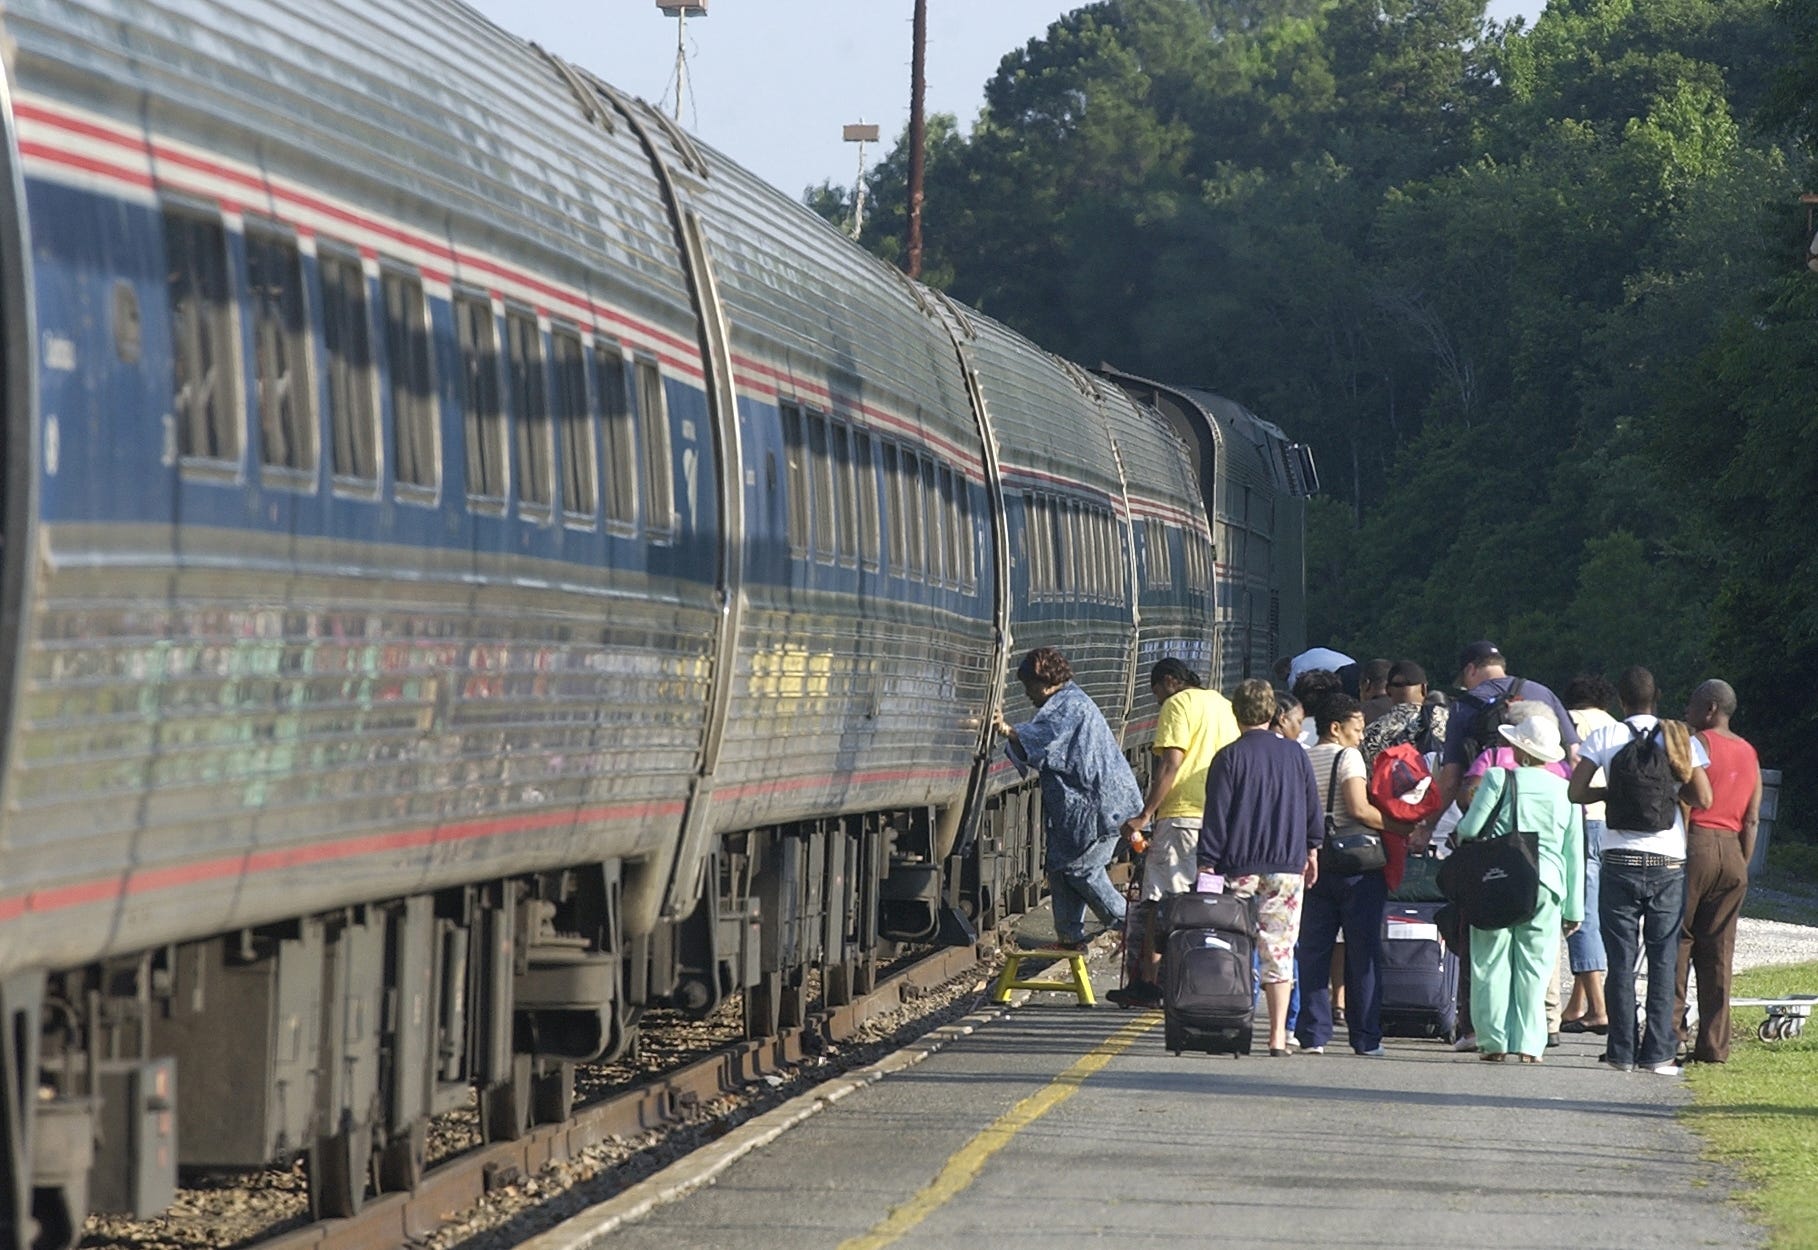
[1437,769,1541,930]
[1319,748,1388,876]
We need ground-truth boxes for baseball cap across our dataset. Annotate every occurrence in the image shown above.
[1457,641,1504,670]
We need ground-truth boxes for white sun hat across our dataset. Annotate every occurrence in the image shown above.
[1497,713,1565,764]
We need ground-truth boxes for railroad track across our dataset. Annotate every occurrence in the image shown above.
[87,943,993,1250]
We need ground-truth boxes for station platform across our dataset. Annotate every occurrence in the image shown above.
[594,954,1759,1250]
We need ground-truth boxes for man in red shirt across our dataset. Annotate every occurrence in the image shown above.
[1677,679,1762,1063]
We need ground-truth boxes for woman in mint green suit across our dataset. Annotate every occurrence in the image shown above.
[1454,713,1585,1062]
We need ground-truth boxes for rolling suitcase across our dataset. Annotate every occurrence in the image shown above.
[1158,892,1258,1056]
[1381,901,1460,1041]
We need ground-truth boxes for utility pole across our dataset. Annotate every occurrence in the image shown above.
[906,0,927,279]
[844,122,880,240]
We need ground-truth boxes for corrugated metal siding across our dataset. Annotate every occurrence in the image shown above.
[687,142,992,824]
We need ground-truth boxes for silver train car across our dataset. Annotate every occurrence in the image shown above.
[0,1,1315,1242]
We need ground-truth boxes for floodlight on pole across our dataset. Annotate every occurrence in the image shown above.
[843,122,880,240]
[656,1,707,123]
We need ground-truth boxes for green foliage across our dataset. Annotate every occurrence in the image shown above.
[804,0,1817,787]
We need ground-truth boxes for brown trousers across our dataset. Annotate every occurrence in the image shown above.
[1675,825,1748,1063]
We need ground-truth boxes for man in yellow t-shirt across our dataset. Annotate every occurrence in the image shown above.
[1108,658,1242,1007]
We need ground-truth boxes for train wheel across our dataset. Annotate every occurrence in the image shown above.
[308,1124,371,1219]
[481,1054,533,1142]
[375,1120,427,1194]
[532,1062,575,1125]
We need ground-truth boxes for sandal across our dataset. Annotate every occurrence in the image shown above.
[1479,1052,1507,1062]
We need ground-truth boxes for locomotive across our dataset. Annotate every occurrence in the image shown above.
[0,1,1315,1244]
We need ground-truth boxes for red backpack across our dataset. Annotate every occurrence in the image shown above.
[1369,742,1446,824]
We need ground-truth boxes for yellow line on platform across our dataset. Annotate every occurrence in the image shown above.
[836,1012,1160,1250]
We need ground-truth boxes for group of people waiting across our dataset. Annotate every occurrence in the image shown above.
[995,641,1762,1072]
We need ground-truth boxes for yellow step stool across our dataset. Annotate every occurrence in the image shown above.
[992,948,1096,1006]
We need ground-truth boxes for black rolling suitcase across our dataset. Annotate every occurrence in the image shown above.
[1381,901,1460,1041]
[1157,892,1258,1056]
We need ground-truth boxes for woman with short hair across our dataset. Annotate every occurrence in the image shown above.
[993,647,1141,949]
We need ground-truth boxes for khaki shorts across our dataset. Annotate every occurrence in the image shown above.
[1141,817,1202,901]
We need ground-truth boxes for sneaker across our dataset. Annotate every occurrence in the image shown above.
[1599,1053,1635,1072]
[1648,1062,1684,1077]
[1302,1045,1325,1054]
[1452,1033,1478,1053]
[1356,1045,1386,1057]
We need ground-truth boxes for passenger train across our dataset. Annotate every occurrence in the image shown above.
[0,1,1316,1244]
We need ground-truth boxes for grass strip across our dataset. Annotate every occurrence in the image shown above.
[1682,960,1818,1249]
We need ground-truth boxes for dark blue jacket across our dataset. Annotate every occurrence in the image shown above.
[1197,729,1323,877]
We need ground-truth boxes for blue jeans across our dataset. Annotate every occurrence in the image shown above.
[1599,857,1686,1067]
[1294,869,1387,1052]
[1048,864,1125,943]
[1568,821,1607,974]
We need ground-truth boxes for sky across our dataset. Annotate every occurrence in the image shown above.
[469,1,1545,202]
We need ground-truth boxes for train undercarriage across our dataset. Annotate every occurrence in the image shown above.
[1,783,1051,1250]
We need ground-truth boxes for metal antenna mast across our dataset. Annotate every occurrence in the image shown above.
[656,1,707,123]
[844,122,880,239]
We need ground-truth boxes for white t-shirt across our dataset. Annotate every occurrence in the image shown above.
[1577,714,1710,858]
[1307,742,1369,834]
[1568,706,1618,823]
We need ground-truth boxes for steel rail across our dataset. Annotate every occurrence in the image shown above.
[261,942,985,1250]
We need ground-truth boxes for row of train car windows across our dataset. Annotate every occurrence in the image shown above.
[1024,492,1123,603]
[1137,517,1215,596]
[166,210,674,532]
[780,402,978,591]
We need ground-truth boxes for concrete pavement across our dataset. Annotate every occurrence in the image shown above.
[589,966,1759,1250]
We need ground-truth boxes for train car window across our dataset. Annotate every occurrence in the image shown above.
[1144,521,1173,589]
[936,465,960,588]
[1090,510,1108,601]
[456,295,507,502]
[593,342,637,526]
[806,412,835,561]
[882,443,905,573]
[506,311,552,512]
[781,403,810,553]
[1105,513,1121,600]
[164,210,241,464]
[853,430,880,568]
[1021,493,1042,593]
[899,449,926,579]
[633,360,674,535]
[552,329,596,523]
[830,422,858,566]
[921,457,945,586]
[954,475,973,590]
[1105,512,1119,599]
[382,271,439,496]
[319,252,378,484]
[244,231,315,477]
[1087,507,1104,601]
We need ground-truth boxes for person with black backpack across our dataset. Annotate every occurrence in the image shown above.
[1568,666,1712,1076]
